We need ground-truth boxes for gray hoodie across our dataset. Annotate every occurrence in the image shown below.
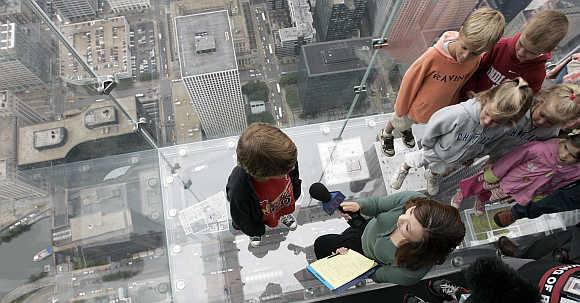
[419,98,508,165]
[482,108,559,158]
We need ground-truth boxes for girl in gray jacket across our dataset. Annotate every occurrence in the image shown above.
[391,78,533,195]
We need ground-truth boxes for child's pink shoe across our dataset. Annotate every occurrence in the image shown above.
[450,190,463,209]
[473,198,486,216]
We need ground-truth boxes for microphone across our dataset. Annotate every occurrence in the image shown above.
[309,183,366,229]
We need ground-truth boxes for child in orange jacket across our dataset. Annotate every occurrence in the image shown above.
[377,7,505,157]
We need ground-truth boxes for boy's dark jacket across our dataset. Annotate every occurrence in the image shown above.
[226,163,301,237]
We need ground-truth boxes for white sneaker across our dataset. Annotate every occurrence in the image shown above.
[391,166,409,190]
[249,236,262,247]
[424,170,439,195]
[280,214,297,231]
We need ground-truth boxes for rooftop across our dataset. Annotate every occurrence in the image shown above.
[302,37,373,75]
[0,115,16,160]
[175,10,237,77]
[70,209,132,242]
[18,97,137,166]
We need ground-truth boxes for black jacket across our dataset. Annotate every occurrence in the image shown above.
[226,163,301,236]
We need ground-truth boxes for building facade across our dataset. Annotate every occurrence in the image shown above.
[0,117,47,202]
[0,22,50,91]
[314,0,368,42]
[0,90,45,126]
[175,11,247,138]
[107,0,151,13]
[53,0,97,20]
[275,0,315,57]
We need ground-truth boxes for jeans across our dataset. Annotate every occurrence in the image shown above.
[511,180,580,219]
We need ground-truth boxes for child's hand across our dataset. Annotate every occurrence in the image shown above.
[466,91,476,99]
[572,53,580,61]
[334,247,349,255]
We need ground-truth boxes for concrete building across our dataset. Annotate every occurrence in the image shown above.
[107,0,151,13]
[59,16,132,85]
[174,0,257,70]
[17,96,152,167]
[53,0,97,20]
[0,22,50,91]
[274,0,316,57]
[0,117,47,202]
[314,0,368,41]
[175,11,247,138]
[297,37,373,114]
[0,90,45,126]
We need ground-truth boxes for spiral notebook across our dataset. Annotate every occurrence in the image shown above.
[307,250,380,294]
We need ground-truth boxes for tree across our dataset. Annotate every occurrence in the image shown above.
[247,111,275,124]
[279,72,297,86]
[242,81,269,102]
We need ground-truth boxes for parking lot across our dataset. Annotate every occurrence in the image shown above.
[129,21,158,81]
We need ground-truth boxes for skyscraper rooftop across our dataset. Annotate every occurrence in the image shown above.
[175,10,237,77]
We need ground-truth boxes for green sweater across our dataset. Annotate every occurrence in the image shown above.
[358,191,432,285]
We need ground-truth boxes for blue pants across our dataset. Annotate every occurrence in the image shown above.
[511,180,580,219]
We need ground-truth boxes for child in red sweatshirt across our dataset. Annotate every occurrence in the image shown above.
[461,10,569,99]
[378,7,505,157]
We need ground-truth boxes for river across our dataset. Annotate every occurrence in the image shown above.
[0,218,51,298]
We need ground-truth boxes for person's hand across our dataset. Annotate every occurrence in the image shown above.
[466,90,476,99]
[340,201,360,213]
[572,53,580,61]
[334,247,349,255]
[339,202,359,221]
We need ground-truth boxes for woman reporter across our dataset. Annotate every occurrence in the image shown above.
[314,191,465,286]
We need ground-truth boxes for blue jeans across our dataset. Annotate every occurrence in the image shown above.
[511,180,580,219]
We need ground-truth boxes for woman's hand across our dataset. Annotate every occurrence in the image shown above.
[334,247,349,255]
[339,202,360,221]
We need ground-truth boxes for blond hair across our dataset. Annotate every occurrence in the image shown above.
[535,83,580,124]
[523,10,568,52]
[461,7,505,53]
[477,77,534,126]
[236,122,297,178]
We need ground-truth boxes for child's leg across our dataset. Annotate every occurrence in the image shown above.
[392,150,424,190]
[385,120,394,135]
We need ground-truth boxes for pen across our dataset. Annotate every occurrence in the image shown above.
[327,253,341,259]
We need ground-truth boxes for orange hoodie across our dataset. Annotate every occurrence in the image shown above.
[394,31,481,123]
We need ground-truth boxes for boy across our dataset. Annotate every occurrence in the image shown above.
[378,7,505,157]
[226,123,302,247]
[461,10,569,98]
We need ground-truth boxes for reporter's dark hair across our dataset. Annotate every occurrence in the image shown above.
[395,198,466,270]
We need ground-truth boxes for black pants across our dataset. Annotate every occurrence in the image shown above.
[313,220,369,259]
[511,180,580,220]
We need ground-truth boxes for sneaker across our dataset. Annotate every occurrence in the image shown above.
[403,294,430,303]
[249,236,262,247]
[494,210,516,227]
[377,129,395,157]
[424,170,439,195]
[473,197,486,216]
[427,279,469,301]
[401,129,416,148]
[498,236,519,257]
[280,214,297,231]
[391,166,409,190]
[450,190,463,209]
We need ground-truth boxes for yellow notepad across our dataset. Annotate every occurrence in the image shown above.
[308,250,378,290]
